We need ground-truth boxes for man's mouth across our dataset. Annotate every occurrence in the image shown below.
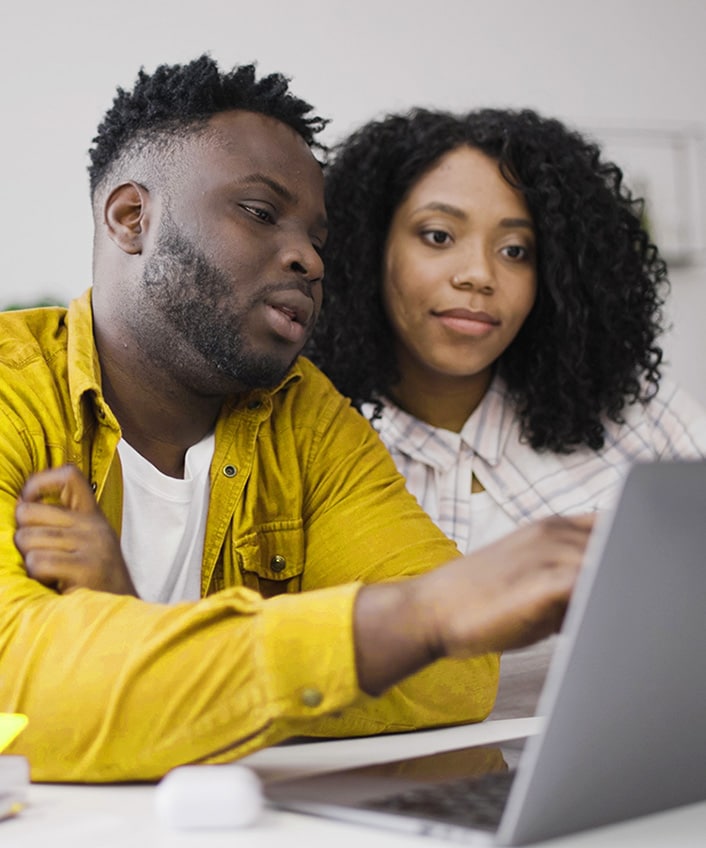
[264,289,315,344]
[267,289,314,327]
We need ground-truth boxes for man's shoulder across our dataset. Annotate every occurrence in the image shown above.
[290,355,337,384]
[0,304,70,368]
[274,356,350,410]
[258,356,374,441]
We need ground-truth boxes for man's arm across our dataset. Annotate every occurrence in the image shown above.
[15,465,590,694]
[16,458,592,756]
[354,515,590,695]
[8,509,588,785]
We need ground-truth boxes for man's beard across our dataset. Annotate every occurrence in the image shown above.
[139,224,296,391]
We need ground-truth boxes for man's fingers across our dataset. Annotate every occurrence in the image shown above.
[19,465,97,512]
[15,500,88,530]
[22,550,78,588]
[15,524,83,553]
[536,513,596,545]
[567,512,598,531]
[23,550,122,595]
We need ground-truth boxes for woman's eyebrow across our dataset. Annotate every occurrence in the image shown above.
[412,204,533,232]
[412,201,467,220]
[499,217,534,230]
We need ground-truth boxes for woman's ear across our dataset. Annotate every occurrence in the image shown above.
[103,181,149,255]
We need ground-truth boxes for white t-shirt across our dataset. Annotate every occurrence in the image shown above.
[117,432,215,604]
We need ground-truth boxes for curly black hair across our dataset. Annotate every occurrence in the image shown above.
[88,53,328,197]
[307,107,669,453]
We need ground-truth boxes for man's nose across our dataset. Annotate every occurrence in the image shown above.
[282,237,324,284]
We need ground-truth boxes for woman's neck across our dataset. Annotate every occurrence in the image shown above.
[389,367,493,433]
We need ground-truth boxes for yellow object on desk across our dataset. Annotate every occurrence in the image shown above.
[0,714,28,753]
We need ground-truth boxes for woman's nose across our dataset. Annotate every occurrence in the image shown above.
[450,247,495,295]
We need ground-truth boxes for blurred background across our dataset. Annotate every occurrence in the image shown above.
[1,0,704,402]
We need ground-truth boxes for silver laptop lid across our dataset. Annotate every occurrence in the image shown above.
[499,459,706,844]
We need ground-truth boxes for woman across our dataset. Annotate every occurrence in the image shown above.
[307,107,706,716]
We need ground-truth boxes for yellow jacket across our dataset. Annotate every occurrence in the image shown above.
[0,290,498,782]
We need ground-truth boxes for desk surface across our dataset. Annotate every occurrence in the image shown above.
[3,717,706,848]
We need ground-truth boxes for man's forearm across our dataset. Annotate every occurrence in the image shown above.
[354,580,441,696]
[354,514,593,696]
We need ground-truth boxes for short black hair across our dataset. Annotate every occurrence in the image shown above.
[88,54,328,197]
[307,107,668,453]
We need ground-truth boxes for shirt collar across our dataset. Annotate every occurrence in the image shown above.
[370,375,515,471]
[458,376,515,467]
[66,289,103,441]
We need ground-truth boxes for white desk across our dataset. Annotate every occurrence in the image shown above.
[3,718,706,848]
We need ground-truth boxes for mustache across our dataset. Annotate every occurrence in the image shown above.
[258,279,317,302]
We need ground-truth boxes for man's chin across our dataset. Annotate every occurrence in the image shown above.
[214,351,299,393]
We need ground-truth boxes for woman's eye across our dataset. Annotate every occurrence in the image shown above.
[501,244,530,261]
[422,230,452,246]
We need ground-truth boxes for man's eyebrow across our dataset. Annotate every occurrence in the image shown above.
[237,173,295,203]
[235,173,328,233]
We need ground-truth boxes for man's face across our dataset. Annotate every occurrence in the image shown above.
[130,110,327,395]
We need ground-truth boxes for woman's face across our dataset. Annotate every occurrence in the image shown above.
[382,145,537,394]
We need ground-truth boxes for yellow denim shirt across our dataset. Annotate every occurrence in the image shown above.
[0,290,499,783]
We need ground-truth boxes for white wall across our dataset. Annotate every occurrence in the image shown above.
[2,0,705,401]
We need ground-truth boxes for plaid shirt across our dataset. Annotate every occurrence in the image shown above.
[363,375,706,554]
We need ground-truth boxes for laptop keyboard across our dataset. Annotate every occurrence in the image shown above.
[364,768,516,831]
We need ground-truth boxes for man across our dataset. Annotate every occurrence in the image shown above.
[1,55,592,782]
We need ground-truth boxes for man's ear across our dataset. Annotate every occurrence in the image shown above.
[104,181,150,255]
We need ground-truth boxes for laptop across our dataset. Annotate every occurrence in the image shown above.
[267,460,706,844]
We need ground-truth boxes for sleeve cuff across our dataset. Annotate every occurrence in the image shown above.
[258,583,362,719]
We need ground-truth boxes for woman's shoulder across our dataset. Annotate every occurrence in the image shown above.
[607,375,706,459]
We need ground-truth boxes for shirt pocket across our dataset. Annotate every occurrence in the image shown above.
[235,520,305,598]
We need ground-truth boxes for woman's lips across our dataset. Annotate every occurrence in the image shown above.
[434,307,500,337]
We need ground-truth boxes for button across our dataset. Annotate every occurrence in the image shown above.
[300,688,323,708]
[270,555,286,573]
[90,481,97,493]
[223,465,237,478]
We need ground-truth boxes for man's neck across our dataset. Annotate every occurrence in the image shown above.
[98,350,223,479]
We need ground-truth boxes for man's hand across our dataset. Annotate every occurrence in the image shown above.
[355,514,595,695]
[14,464,138,596]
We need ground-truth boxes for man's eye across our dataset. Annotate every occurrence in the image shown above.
[242,204,275,224]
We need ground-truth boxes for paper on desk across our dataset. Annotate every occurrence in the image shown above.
[0,716,30,823]
[0,756,29,822]
[0,714,28,753]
